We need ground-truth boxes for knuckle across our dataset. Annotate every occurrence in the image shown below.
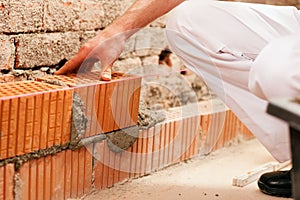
[79,43,93,52]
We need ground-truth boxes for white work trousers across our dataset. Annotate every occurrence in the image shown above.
[166,0,300,162]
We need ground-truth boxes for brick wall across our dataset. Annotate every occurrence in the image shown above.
[0,76,254,199]
[0,0,169,80]
[1,0,299,81]
[0,1,274,199]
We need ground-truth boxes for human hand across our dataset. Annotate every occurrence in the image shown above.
[55,31,127,75]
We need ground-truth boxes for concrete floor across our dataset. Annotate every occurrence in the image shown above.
[83,139,292,200]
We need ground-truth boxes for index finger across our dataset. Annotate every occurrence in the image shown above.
[54,47,89,75]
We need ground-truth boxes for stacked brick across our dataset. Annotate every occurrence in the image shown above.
[0,0,264,199]
[0,81,73,160]
[0,0,168,81]
[0,164,14,200]
[37,72,142,138]
[17,145,94,200]
[0,73,143,200]
[0,71,255,200]
[11,102,253,200]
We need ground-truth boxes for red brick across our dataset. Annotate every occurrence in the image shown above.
[126,78,135,127]
[70,150,79,198]
[107,149,117,188]
[62,89,73,143]
[94,141,109,190]
[64,150,72,199]
[25,96,34,153]
[132,78,141,123]
[180,118,188,161]
[83,147,93,195]
[97,83,106,134]
[88,105,253,194]
[101,143,110,189]
[51,152,65,200]
[44,156,51,200]
[112,151,121,184]
[135,134,144,176]
[7,98,17,158]
[112,80,123,130]
[82,85,95,138]
[36,157,45,200]
[199,109,255,151]
[54,90,64,144]
[93,142,104,190]
[185,118,192,160]
[198,108,255,152]
[232,113,240,140]
[171,121,181,164]
[228,111,238,144]
[0,81,73,159]
[0,100,8,159]
[92,113,204,190]
[32,95,42,151]
[211,112,226,151]
[168,121,176,166]
[119,79,130,129]
[0,164,14,200]
[238,119,255,140]
[16,97,26,156]
[90,85,100,137]
[129,140,138,178]
[158,124,166,169]
[18,146,93,200]
[38,73,141,138]
[151,124,161,171]
[222,111,231,148]
[119,149,132,181]
[193,116,201,155]
[94,140,142,190]
[139,130,148,176]
[102,81,117,133]
[19,161,30,200]
[164,122,171,167]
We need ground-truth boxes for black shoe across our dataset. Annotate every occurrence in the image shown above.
[258,170,292,198]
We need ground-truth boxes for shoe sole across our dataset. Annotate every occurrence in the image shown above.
[258,180,292,198]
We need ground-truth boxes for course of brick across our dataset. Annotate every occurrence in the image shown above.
[0,72,143,200]
[0,81,73,160]
[0,164,14,200]
[1,0,292,199]
[38,72,142,138]
[0,72,254,200]
[17,145,94,200]
[13,103,253,200]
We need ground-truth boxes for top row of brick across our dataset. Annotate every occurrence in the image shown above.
[0,0,135,33]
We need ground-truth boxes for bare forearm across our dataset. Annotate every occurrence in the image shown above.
[55,0,184,75]
[104,0,184,38]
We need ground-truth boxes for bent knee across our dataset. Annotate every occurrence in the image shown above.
[249,35,300,100]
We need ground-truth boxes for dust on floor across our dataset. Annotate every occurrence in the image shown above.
[82,139,292,200]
